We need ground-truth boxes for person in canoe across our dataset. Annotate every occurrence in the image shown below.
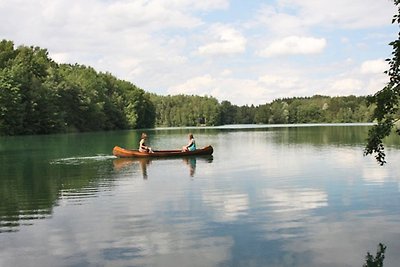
[182,133,196,152]
[139,133,153,153]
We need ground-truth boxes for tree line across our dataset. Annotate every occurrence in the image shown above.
[0,39,380,135]
[150,94,376,127]
[0,40,155,135]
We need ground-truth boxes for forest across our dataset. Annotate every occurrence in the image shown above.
[0,39,377,135]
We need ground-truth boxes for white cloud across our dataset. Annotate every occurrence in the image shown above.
[258,36,327,57]
[256,0,395,33]
[169,74,271,105]
[104,1,204,30]
[209,78,268,105]
[220,69,232,76]
[177,0,229,10]
[259,74,301,89]
[49,52,70,64]
[0,0,396,105]
[169,74,216,95]
[252,6,308,36]
[360,59,388,74]
[330,78,363,94]
[168,71,313,105]
[197,24,247,55]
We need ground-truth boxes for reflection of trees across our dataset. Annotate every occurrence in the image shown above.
[0,132,123,233]
[1,158,56,232]
[0,157,113,233]
[270,125,400,147]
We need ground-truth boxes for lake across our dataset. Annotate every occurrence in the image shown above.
[1,124,400,267]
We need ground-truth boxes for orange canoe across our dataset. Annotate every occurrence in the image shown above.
[113,145,213,158]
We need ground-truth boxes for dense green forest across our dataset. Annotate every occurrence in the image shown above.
[150,94,375,127]
[0,39,378,135]
[0,40,155,135]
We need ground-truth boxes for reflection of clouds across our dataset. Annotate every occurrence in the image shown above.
[2,128,400,267]
[332,148,363,167]
[381,151,400,190]
[257,187,328,241]
[361,151,400,186]
[285,212,400,267]
[114,236,233,267]
[97,229,233,267]
[0,167,234,267]
[263,188,328,212]
[203,192,249,222]
[362,166,389,184]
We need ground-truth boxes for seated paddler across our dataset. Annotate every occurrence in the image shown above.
[182,133,196,152]
[139,133,153,153]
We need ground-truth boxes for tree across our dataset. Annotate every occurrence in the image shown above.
[364,0,400,165]
[270,101,288,124]
[254,103,271,124]
[0,68,24,134]
[0,40,159,135]
[220,100,236,124]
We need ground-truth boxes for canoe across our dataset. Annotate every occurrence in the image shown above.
[113,145,213,158]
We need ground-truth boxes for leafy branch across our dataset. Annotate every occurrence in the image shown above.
[363,243,386,267]
[364,0,400,165]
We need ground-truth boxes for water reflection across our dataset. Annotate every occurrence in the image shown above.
[0,208,53,233]
[113,156,213,178]
[183,157,196,177]
[203,192,249,222]
[113,158,151,179]
[1,126,400,267]
[262,188,328,212]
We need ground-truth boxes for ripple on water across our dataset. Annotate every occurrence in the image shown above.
[0,208,52,233]
[50,155,116,165]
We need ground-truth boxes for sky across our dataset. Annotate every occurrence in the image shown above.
[0,0,398,105]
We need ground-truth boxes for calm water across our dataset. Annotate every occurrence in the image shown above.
[1,124,400,267]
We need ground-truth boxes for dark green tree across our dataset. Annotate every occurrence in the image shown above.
[0,40,158,135]
[364,0,400,165]
[0,68,24,134]
[150,94,221,127]
[124,86,155,129]
[220,100,237,124]
[254,103,271,124]
[0,44,64,134]
[0,40,16,68]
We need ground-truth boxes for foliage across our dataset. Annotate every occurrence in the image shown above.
[220,95,373,126]
[0,39,384,136]
[0,40,154,135]
[363,243,386,267]
[150,94,375,128]
[150,94,220,127]
[364,0,400,165]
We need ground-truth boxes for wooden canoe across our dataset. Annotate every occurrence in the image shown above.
[113,145,213,158]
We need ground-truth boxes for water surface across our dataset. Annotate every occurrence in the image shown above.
[1,124,400,267]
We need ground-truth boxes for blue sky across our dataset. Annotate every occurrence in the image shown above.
[0,0,397,105]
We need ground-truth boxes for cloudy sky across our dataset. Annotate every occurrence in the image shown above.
[0,0,397,105]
